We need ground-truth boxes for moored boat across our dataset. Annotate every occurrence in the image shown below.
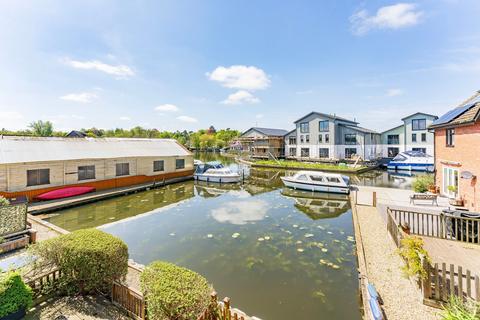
[280,171,350,194]
[194,161,241,183]
[387,150,434,172]
[36,186,96,200]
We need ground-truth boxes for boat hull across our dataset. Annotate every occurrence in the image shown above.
[194,174,241,183]
[281,178,350,194]
[387,162,434,172]
[36,186,96,200]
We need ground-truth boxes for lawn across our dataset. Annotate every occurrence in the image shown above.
[253,160,367,172]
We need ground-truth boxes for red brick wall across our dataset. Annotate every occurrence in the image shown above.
[435,122,480,211]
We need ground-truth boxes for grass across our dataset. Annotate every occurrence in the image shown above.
[253,160,367,172]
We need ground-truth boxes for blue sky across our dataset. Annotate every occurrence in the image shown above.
[1,1,479,133]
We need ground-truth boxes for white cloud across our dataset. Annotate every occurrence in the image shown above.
[350,3,423,35]
[63,58,135,78]
[386,88,404,97]
[60,92,98,103]
[177,115,198,123]
[154,104,179,112]
[119,116,131,121]
[222,90,260,105]
[207,65,270,91]
[255,114,264,119]
[211,199,269,225]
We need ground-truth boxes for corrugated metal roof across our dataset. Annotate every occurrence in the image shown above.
[0,137,191,165]
[241,127,289,137]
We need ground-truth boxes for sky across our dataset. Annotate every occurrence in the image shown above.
[0,0,480,133]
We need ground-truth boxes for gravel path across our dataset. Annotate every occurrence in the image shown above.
[356,205,441,320]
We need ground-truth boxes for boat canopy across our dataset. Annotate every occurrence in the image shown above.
[195,161,224,174]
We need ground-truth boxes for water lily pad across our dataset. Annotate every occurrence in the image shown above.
[296,240,303,244]
[169,233,176,236]
[321,248,328,252]
[297,248,304,253]
[305,233,314,238]
[317,225,325,230]
[264,236,271,240]
[232,233,240,238]
[347,236,355,242]
[327,231,333,234]
[207,234,213,238]
[319,259,327,265]
[332,264,340,269]
[293,224,299,228]
[258,237,265,242]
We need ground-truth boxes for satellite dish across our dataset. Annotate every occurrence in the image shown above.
[461,171,475,179]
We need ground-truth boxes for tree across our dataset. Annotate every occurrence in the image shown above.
[28,120,53,136]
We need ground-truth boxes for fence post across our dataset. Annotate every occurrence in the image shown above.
[223,297,231,320]
[372,191,377,207]
[476,275,480,302]
[422,257,432,299]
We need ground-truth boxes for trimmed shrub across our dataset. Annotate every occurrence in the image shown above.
[30,228,128,294]
[141,261,212,320]
[412,175,434,193]
[0,196,9,207]
[0,271,33,317]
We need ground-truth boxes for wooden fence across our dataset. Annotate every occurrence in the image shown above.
[422,261,480,305]
[388,208,479,244]
[111,281,146,320]
[25,268,63,304]
[386,208,480,307]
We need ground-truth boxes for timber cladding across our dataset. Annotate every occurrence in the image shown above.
[0,169,194,201]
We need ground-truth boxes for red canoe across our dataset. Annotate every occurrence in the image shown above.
[36,186,96,201]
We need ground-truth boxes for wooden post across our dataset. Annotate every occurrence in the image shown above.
[223,297,231,320]
[422,258,432,299]
[475,275,480,302]
[372,191,377,207]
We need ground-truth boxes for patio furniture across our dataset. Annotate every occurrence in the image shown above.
[410,193,438,206]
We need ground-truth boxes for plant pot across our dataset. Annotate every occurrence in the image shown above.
[427,186,438,194]
[0,308,26,320]
[449,199,464,206]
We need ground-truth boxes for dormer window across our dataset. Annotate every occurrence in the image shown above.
[299,122,309,133]
[412,119,426,130]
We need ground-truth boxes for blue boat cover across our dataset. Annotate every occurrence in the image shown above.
[367,283,379,301]
[369,298,383,320]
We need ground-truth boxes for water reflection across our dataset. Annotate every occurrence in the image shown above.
[211,199,269,225]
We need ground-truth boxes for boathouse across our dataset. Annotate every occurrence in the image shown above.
[238,127,288,159]
[0,136,194,201]
[429,90,480,211]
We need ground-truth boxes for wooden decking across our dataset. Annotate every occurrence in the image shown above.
[422,236,480,274]
[28,176,192,215]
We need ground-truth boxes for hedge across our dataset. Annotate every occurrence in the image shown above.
[141,261,212,320]
[0,271,33,317]
[30,228,128,294]
[412,175,434,193]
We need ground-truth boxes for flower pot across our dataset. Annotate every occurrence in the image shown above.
[0,308,26,320]
[449,199,464,207]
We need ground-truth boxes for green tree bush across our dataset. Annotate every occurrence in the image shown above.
[0,271,33,317]
[412,175,435,193]
[398,236,431,280]
[30,229,128,294]
[141,261,212,320]
[0,196,9,206]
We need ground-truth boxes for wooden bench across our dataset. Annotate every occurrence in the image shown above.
[410,193,438,206]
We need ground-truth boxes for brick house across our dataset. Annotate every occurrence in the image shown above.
[429,91,480,210]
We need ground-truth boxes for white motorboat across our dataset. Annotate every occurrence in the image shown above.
[194,161,242,183]
[194,159,204,166]
[387,151,434,172]
[280,171,350,194]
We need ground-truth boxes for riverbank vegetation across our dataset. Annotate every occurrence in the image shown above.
[1,121,240,149]
[441,296,479,320]
[412,175,435,193]
[254,159,367,172]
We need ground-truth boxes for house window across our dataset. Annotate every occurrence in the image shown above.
[325,134,329,143]
[176,159,185,169]
[305,135,310,143]
[443,167,459,197]
[412,148,426,153]
[387,135,399,145]
[289,147,296,156]
[300,135,304,143]
[318,134,322,143]
[387,147,399,157]
[446,129,455,147]
[412,133,417,142]
[319,148,329,158]
[288,137,296,145]
[421,133,427,142]
[319,120,329,132]
[116,163,130,176]
[345,134,356,145]
[153,160,164,172]
[27,169,50,186]
[412,119,426,131]
[299,122,309,133]
[345,148,357,159]
[301,148,310,157]
[78,165,95,181]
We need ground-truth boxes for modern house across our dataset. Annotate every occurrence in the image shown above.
[0,136,194,201]
[429,91,480,210]
[381,112,438,157]
[284,112,381,161]
[238,127,288,159]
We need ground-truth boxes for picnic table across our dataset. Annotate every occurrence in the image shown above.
[409,193,438,206]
